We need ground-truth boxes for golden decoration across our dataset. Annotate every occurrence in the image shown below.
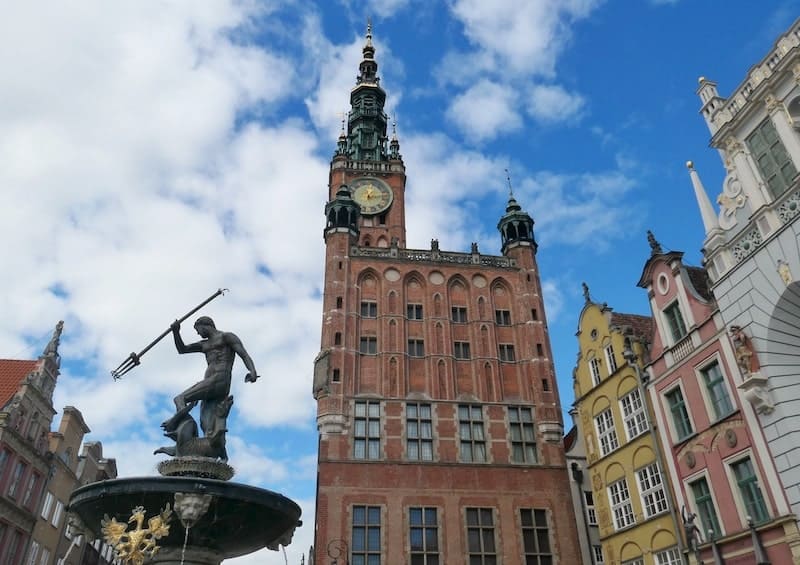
[102,504,173,565]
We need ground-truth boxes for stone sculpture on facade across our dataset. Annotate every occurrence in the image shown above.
[730,325,774,414]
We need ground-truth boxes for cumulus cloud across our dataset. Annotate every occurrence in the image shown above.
[445,80,522,142]
[449,0,600,76]
[1,0,322,475]
[527,84,586,123]
[440,0,601,139]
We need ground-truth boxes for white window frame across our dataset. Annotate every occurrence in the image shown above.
[589,355,602,386]
[584,491,597,525]
[41,491,55,520]
[636,463,668,518]
[592,545,604,564]
[608,478,635,530]
[52,500,64,527]
[27,541,40,565]
[604,343,617,374]
[594,408,619,456]
[654,546,682,565]
[619,388,648,441]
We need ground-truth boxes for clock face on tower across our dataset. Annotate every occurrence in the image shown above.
[351,177,393,215]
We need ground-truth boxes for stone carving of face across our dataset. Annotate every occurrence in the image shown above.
[174,493,213,528]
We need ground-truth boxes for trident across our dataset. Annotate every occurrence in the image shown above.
[110,288,227,380]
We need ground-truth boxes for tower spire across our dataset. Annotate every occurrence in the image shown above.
[347,20,389,161]
[686,160,720,234]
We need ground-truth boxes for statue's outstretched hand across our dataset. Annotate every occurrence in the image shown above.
[170,319,181,332]
[245,373,259,383]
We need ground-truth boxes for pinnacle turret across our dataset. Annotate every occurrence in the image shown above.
[497,172,536,254]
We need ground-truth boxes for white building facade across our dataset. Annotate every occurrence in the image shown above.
[690,17,800,528]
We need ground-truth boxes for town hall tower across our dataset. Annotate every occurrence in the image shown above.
[312,24,580,565]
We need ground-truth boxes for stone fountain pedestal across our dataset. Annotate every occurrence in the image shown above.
[68,458,301,565]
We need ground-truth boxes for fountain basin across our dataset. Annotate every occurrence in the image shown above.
[69,476,301,562]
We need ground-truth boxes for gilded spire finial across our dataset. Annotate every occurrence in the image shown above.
[392,114,398,139]
[366,17,373,47]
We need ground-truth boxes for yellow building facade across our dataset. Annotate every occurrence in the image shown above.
[574,296,683,565]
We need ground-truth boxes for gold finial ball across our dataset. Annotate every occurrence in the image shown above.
[698,76,706,84]
[686,160,694,169]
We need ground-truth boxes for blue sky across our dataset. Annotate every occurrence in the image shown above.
[1,1,798,563]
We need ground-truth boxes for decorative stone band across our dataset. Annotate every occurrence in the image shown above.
[157,456,235,481]
[778,189,800,224]
[731,227,764,263]
[351,246,516,268]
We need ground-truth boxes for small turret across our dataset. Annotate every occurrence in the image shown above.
[697,76,726,134]
[497,185,536,255]
[324,184,360,239]
[389,118,401,160]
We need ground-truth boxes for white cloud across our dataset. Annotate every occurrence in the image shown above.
[517,169,642,248]
[439,0,601,138]
[448,0,601,76]
[446,80,522,142]
[0,2,327,445]
[527,83,586,123]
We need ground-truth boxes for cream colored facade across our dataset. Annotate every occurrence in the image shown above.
[574,298,683,565]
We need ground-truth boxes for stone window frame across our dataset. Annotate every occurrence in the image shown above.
[406,402,434,461]
[408,506,440,564]
[353,400,381,460]
[584,491,597,525]
[519,508,552,564]
[508,406,537,464]
[458,404,487,463]
[351,504,382,564]
[464,507,496,564]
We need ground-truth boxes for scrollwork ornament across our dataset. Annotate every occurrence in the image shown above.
[765,93,780,113]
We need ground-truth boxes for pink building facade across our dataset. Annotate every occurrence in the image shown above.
[638,235,800,563]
